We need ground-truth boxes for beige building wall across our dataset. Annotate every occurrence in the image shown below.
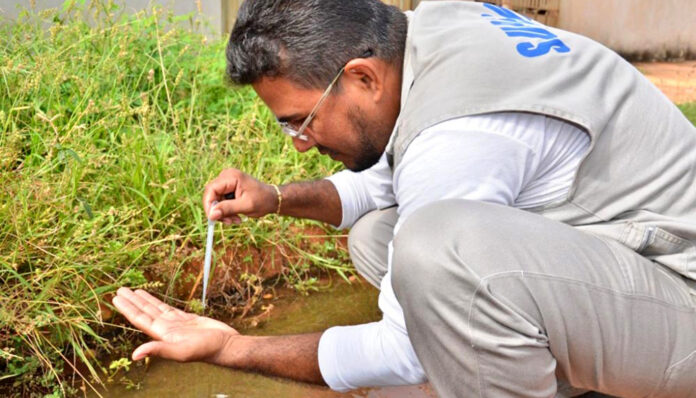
[3,0,694,59]
[221,0,424,35]
[227,0,696,60]
[0,0,223,38]
[475,0,696,59]
[557,0,696,59]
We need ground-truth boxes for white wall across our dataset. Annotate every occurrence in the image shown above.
[0,0,224,37]
[3,0,695,59]
[558,0,696,59]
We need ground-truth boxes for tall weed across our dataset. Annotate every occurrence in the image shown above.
[0,2,348,396]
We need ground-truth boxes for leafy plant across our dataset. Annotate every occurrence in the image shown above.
[0,1,350,396]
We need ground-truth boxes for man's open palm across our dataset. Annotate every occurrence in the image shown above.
[112,287,238,363]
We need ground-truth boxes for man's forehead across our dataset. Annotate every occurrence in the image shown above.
[252,76,320,121]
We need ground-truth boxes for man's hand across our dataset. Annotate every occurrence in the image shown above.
[112,287,238,363]
[112,287,326,384]
[203,168,279,225]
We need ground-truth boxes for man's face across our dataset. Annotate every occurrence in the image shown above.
[252,60,400,172]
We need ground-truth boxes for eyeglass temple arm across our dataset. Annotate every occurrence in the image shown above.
[295,49,374,134]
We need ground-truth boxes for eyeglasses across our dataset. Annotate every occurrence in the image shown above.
[277,50,373,142]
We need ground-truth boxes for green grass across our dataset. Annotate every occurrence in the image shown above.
[679,102,696,125]
[0,3,349,396]
[3,2,696,397]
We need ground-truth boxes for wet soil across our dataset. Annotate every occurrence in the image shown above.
[90,279,436,398]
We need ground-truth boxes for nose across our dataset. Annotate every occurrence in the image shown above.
[292,135,316,153]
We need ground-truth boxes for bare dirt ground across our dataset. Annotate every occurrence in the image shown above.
[634,60,696,104]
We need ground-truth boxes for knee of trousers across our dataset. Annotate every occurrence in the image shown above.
[391,199,511,306]
[348,208,396,287]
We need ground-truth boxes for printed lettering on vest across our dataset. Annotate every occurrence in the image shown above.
[481,3,570,58]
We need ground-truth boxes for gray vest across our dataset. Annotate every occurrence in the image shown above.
[387,1,696,280]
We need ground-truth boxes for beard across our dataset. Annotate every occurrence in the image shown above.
[345,105,389,172]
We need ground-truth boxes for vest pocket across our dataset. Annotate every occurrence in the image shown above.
[621,222,696,279]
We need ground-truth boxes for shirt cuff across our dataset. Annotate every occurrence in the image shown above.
[318,322,427,391]
[325,171,359,230]
[318,326,353,392]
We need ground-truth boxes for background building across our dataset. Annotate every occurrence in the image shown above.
[1,0,695,60]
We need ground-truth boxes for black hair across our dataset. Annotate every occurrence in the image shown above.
[225,0,408,89]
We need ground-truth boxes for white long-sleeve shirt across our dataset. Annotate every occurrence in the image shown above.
[319,111,590,391]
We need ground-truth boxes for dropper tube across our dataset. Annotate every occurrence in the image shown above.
[202,192,235,309]
[202,216,215,309]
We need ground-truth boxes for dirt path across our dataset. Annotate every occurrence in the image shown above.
[634,61,696,104]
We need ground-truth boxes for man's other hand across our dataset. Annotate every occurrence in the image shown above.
[112,287,239,363]
[203,168,279,225]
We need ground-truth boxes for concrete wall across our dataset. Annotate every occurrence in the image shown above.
[557,0,696,60]
[0,0,223,37]
[481,0,696,60]
[3,0,695,59]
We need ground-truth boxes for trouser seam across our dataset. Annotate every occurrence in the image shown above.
[477,269,696,311]
[468,270,529,398]
[466,264,499,398]
[468,271,696,398]
[596,237,637,293]
[651,349,696,398]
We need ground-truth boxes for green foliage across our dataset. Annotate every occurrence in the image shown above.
[106,357,140,391]
[0,1,348,396]
[187,298,205,315]
[678,102,696,125]
[108,357,131,374]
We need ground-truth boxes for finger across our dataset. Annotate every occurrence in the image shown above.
[213,199,253,220]
[112,294,156,336]
[133,341,171,361]
[208,202,224,222]
[134,290,177,317]
[203,175,239,218]
[134,289,175,313]
[117,288,165,321]
[133,340,198,362]
[221,215,242,225]
[134,290,193,320]
[124,289,163,319]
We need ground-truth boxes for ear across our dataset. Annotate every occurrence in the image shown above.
[342,58,386,102]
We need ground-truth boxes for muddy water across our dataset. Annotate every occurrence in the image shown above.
[94,280,435,398]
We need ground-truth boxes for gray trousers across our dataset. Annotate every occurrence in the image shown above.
[347,200,696,398]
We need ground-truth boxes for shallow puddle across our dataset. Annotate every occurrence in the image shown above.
[93,280,435,398]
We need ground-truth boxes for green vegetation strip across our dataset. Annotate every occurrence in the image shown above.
[0,2,349,396]
[679,102,696,125]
